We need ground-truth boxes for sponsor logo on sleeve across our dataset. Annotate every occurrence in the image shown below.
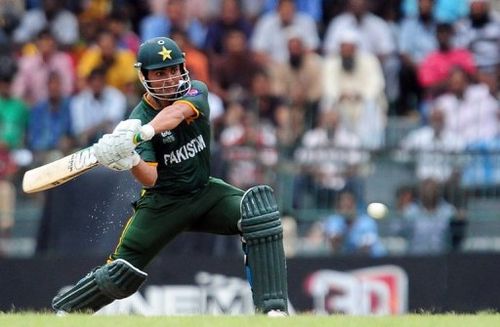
[186,88,200,97]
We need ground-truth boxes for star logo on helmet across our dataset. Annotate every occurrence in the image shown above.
[158,46,172,61]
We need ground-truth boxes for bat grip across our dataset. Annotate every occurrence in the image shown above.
[133,124,155,144]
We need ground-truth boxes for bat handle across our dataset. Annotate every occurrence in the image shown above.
[133,124,155,145]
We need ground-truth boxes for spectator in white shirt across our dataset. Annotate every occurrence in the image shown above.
[70,68,127,147]
[321,29,387,149]
[455,0,500,73]
[250,0,320,65]
[323,0,399,105]
[398,107,466,183]
[13,0,79,47]
[434,67,499,145]
[454,0,500,94]
[323,0,396,57]
[293,110,367,209]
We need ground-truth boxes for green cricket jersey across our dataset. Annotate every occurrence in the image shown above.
[129,80,211,194]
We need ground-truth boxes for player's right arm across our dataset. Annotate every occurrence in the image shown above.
[129,102,199,187]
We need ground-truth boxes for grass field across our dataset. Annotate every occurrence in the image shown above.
[2,313,500,327]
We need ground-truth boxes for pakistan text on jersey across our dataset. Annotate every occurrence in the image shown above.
[163,135,206,165]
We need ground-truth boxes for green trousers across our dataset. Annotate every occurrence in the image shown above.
[109,177,244,269]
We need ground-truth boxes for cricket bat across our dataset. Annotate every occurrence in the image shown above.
[22,126,155,194]
[22,146,99,193]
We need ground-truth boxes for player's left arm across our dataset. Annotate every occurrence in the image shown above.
[147,101,199,134]
[145,81,208,134]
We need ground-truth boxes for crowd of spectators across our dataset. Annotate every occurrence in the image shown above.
[0,0,499,257]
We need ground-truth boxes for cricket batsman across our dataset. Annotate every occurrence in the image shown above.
[51,37,288,316]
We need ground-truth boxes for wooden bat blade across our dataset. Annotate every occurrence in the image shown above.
[22,147,99,193]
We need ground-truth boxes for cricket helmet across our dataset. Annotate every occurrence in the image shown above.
[134,37,191,101]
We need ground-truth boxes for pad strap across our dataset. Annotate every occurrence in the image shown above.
[52,259,147,313]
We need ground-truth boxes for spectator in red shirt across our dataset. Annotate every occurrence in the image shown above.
[12,28,75,106]
[418,23,476,96]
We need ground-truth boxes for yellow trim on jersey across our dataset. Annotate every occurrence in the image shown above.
[145,161,158,167]
[143,93,161,110]
[108,214,135,263]
[174,100,200,124]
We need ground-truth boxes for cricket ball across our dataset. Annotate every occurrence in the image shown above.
[367,202,388,219]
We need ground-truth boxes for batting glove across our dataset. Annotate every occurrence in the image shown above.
[93,134,131,165]
[107,151,141,171]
